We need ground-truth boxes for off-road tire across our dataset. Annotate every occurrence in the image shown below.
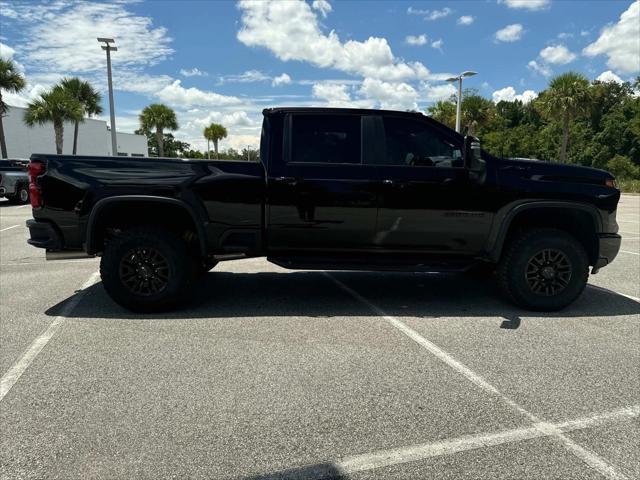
[497,228,589,311]
[100,226,196,312]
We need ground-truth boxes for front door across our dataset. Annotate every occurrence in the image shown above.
[371,115,492,254]
[267,113,378,252]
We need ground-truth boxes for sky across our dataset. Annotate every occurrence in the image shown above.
[0,0,638,152]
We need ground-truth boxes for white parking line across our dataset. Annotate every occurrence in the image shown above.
[0,225,19,232]
[17,204,31,209]
[336,405,639,476]
[0,272,100,402]
[587,284,640,303]
[620,250,639,256]
[326,273,630,480]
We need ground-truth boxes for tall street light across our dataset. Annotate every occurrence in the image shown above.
[446,71,477,133]
[98,37,118,156]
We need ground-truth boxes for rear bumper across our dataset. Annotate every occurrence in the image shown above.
[26,219,63,250]
[592,233,621,272]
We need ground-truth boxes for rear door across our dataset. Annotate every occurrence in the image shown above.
[370,114,492,254]
[266,113,378,252]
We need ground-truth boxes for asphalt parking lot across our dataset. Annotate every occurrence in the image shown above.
[1,196,638,480]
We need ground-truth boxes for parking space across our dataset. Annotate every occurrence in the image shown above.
[1,196,638,479]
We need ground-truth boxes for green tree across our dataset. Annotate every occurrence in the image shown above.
[60,77,103,155]
[139,104,178,157]
[606,155,640,179]
[203,123,227,159]
[535,72,591,163]
[461,93,495,135]
[426,100,456,129]
[24,86,83,154]
[0,57,26,158]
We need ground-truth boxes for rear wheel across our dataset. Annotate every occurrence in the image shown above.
[100,226,196,312]
[498,228,589,311]
[8,184,29,204]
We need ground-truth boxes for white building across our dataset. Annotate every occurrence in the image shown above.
[1,105,148,158]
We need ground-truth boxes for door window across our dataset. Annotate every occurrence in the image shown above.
[290,115,361,164]
[380,117,462,168]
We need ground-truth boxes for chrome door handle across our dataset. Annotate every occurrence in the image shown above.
[382,179,394,185]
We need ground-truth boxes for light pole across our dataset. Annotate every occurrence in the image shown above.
[446,71,477,133]
[98,37,118,156]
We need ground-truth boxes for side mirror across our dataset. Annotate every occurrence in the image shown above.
[464,135,485,173]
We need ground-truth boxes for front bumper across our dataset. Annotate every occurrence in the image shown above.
[26,219,63,250]
[592,233,621,272]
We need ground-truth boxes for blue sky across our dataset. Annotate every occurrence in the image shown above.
[0,0,638,151]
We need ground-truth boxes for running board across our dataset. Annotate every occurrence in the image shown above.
[267,256,477,273]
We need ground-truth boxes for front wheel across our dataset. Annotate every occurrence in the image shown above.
[497,228,589,311]
[100,226,196,312]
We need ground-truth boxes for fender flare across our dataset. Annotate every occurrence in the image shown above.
[486,200,602,262]
[85,195,208,256]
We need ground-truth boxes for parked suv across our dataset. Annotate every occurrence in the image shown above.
[25,108,621,312]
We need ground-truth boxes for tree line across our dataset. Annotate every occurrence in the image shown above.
[428,72,640,187]
[2,56,638,186]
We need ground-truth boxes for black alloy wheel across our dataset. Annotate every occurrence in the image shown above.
[119,247,170,295]
[525,248,572,296]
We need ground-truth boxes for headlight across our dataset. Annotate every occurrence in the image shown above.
[605,178,618,189]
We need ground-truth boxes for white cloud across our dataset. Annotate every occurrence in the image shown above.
[407,7,429,15]
[156,80,242,108]
[359,78,418,110]
[495,24,524,42]
[539,44,576,64]
[557,32,573,39]
[595,70,624,84]
[498,0,550,11]
[0,41,16,59]
[420,82,456,102]
[405,34,427,46]
[431,39,444,50]
[220,70,271,84]
[311,0,332,18]
[527,60,552,77]
[180,68,207,77]
[7,2,173,74]
[272,73,291,86]
[426,8,453,21]
[237,0,440,82]
[312,82,352,105]
[583,1,640,74]
[492,86,538,103]
[457,15,474,26]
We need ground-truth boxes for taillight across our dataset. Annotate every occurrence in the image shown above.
[28,160,46,208]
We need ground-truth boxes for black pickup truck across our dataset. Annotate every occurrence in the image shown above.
[26,107,621,312]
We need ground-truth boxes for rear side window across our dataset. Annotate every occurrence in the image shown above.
[290,115,361,164]
[381,117,462,167]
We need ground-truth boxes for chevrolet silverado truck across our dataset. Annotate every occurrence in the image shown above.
[0,159,30,204]
[26,108,621,312]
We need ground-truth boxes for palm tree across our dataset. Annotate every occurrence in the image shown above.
[139,104,178,157]
[24,86,83,154]
[0,57,27,158]
[536,72,591,163]
[203,125,213,159]
[60,77,103,155]
[204,123,227,159]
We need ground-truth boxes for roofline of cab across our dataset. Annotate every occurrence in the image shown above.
[262,107,462,139]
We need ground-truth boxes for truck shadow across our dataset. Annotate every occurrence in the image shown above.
[46,270,640,323]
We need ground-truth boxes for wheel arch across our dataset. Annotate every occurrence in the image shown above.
[86,196,207,257]
[487,201,602,265]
